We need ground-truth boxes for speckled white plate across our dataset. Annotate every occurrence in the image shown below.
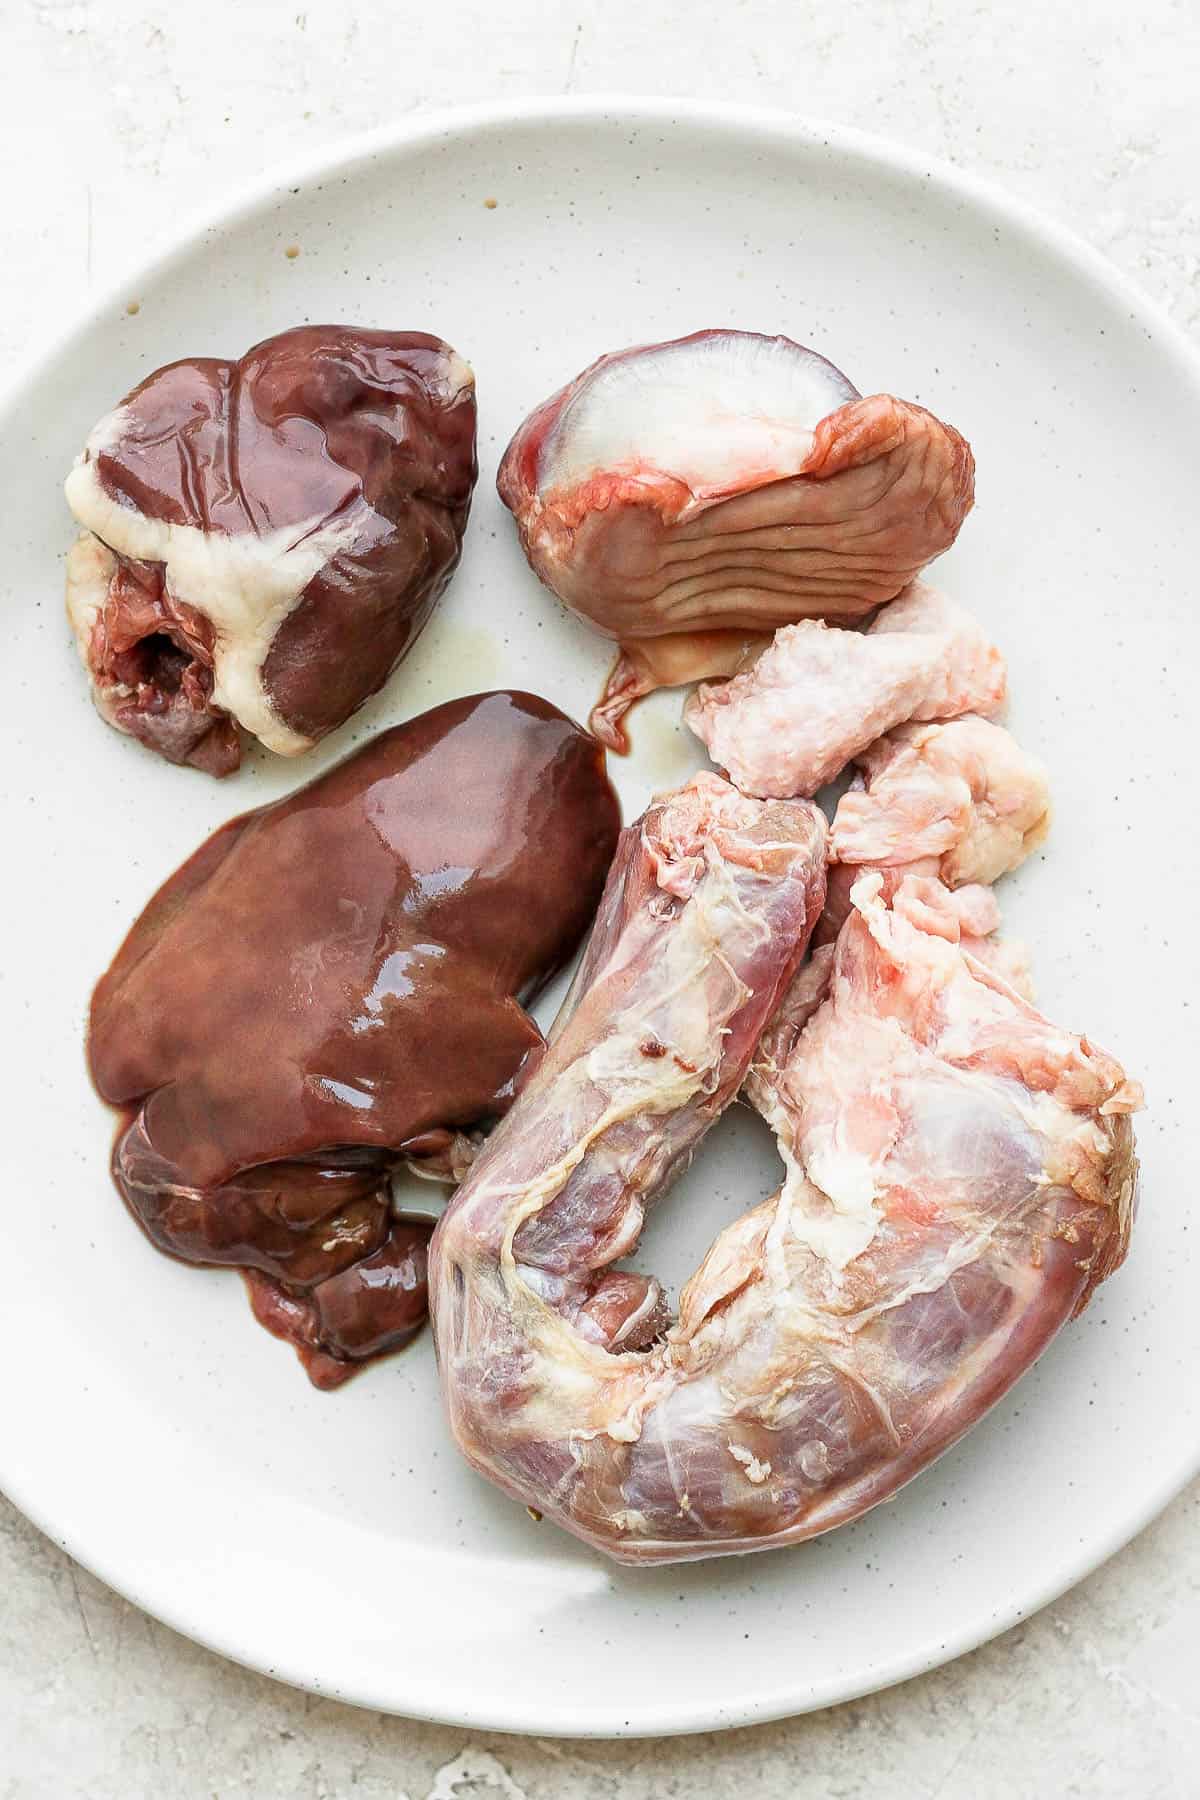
[1,98,1197,1737]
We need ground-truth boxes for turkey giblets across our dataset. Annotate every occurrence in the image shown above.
[65,325,477,774]
[498,330,975,750]
[431,826,1138,1562]
[88,691,620,1387]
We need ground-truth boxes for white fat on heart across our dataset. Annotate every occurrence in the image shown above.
[64,530,116,665]
[64,453,363,755]
[83,404,136,457]
[436,350,476,403]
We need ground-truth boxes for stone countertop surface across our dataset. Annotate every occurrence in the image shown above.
[2,3,1197,1795]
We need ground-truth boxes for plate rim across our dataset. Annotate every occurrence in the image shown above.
[2,93,1197,1738]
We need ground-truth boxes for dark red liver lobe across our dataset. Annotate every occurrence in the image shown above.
[89,691,620,1385]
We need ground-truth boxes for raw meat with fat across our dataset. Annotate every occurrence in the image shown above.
[831,716,1050,887]
[430,772,829,1555]
[65,325,477,774]
[498,331,975,749]
[814,711,1050,953]
[430,843,1138,1563]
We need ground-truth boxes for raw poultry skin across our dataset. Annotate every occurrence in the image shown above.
[88,691,619,1387]
[831,716,1051,887]
[64,325,477,774]
[686,580,1006,798]
[497,331,975,750]
[430,823,1138,1561]
[815,714,1052,956]
[813,873,1035,998]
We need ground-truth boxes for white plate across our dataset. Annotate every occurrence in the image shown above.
[1,98,1197,1738]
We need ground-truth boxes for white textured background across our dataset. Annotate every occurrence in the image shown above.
[2,3,1198,1795]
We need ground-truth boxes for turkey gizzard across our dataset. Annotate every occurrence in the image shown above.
[430,780,1139,1564]
[87,691,620,1388]
[497,330,975,750]
[64,325,478,775]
